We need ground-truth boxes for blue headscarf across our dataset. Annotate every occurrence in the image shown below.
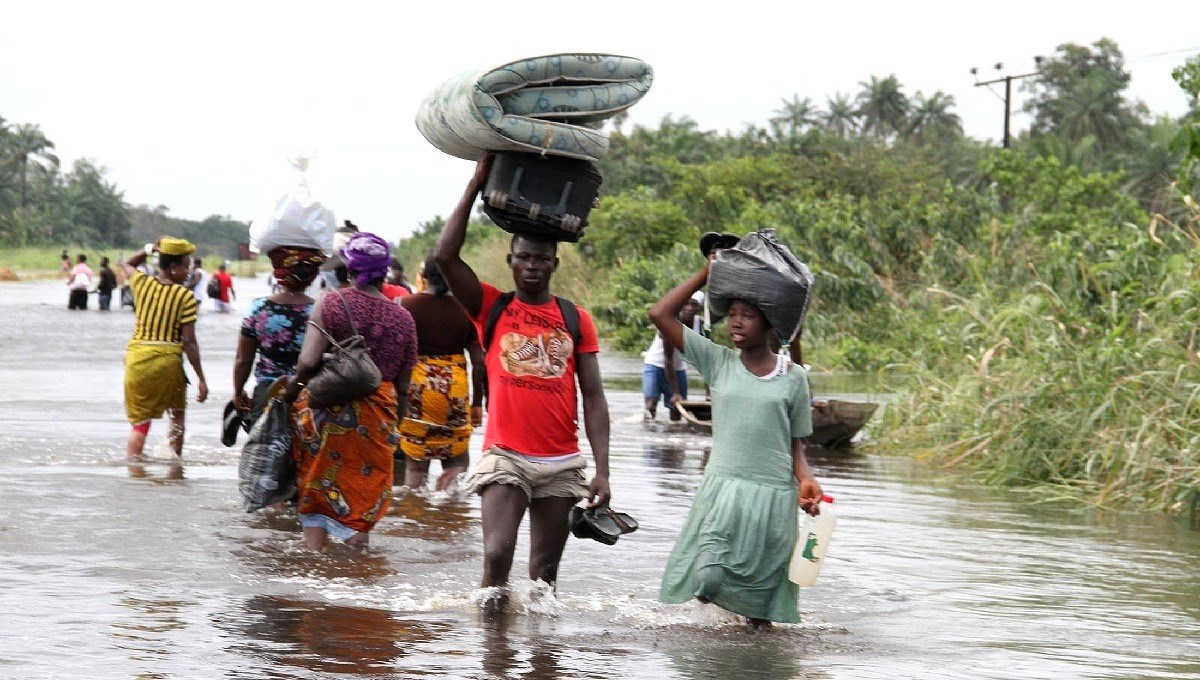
[340,232,391,288]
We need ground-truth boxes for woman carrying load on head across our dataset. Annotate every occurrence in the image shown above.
[398,253,485,491]
[120,237,209,461]
[649,256,823,630]
[232,247,326,433]
[281,232,418,551]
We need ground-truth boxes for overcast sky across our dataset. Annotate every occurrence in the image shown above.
[3,1,1197,245]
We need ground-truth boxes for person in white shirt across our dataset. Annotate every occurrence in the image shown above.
[186,257,208,308]
[642,291,703,420]
[66,253,94,310]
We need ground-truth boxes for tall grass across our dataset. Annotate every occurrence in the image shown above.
[873,204,1200,514]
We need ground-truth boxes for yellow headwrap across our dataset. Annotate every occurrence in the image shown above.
[158,237,195,256]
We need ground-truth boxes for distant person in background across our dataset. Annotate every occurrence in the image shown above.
[121,237,208,461]
[399,254,485,491]
[334,264,352,289]
[186,257,208,308]
[232,247,325,431]
[211,262,236,313]
[96,257,118,311]
[381,258,410,300]
[67,254,93,310]
[387,257,414,294]
[642,291,703,421]
[60,249,70,272]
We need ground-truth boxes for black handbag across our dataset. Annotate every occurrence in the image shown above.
[304,291,381,408]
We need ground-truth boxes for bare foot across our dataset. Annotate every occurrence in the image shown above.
[748,618,773,630]
[480,589,509,616]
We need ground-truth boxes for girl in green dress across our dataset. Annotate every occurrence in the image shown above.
[649,259,824,629]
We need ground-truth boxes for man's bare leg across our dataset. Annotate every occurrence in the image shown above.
[479,483,529,608]
[527,496,576,587]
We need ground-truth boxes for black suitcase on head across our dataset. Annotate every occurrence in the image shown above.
[482,151,602,243]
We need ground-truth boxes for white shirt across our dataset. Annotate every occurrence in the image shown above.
[643,332,686,371]
[191,268,208,301]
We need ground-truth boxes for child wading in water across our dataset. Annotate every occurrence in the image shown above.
[649,257,823,629]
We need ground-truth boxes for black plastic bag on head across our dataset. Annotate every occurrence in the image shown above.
[707,229,814,344]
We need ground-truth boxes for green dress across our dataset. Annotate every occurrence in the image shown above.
[659,328,813,622]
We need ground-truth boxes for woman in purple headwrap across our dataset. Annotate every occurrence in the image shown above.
[282,232,420,551]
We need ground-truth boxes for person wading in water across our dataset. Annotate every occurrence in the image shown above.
[434,156,612,610]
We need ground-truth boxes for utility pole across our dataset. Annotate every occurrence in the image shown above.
[971,59,1042,148]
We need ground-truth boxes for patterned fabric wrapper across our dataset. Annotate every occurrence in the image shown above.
[340,233,391,288]
[291,381,400,534]
[400,354,472,461]
[268,247,326,290]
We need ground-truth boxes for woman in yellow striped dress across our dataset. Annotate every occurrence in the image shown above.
[121,237,209,460]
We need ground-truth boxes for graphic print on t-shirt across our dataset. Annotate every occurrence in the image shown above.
[497,328,574,378]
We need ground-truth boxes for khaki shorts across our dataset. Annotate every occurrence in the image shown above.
[465,446,590,501]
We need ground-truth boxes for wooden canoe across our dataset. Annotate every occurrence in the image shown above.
[674,399,878,449]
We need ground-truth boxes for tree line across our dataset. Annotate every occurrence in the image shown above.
[0,118,247,256]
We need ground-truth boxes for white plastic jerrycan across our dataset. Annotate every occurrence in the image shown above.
[788,494,836,586]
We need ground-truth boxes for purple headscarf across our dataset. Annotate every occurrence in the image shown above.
[340,232,391,288]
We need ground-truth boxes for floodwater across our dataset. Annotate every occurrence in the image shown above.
[1,277,1198,680]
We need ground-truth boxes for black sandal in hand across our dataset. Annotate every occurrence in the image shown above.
[569,505,639,545]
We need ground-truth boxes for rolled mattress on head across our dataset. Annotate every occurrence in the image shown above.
[415,54,653,162]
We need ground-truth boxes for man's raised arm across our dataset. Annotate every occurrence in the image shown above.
[433,156,492,317]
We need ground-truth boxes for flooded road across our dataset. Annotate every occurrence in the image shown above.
[1,277,1198,679]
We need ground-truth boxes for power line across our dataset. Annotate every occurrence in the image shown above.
[971,60,1042,149]
[1125,45,1200,64]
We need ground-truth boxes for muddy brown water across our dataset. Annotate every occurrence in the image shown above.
[1,278,1198,679]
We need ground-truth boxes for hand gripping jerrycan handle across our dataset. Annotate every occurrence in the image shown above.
[788,494,836,586]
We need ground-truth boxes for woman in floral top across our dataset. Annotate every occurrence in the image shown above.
[233,247,326,427]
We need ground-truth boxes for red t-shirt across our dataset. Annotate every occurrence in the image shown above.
[473,282,600,456]
[212,270,234,302]
[381,283,409,301]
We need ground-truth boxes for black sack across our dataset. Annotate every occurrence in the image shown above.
[481,151,602,243]
[707,229,814,344]
[239,397,296,512]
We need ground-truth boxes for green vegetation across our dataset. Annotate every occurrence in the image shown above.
[398,40,1200,514]
[0,118,249,256]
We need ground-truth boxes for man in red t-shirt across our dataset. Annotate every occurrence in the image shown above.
[434,156,611,606]
[211,263,236,313]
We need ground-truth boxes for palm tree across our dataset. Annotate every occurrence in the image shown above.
[10,124,58,208]
[1054,73,1130,154]
[1121,115,1185,217]
[823,93,859,138]
[771,95,819,135]
[855,74,910,139]
[906,91,963,142]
